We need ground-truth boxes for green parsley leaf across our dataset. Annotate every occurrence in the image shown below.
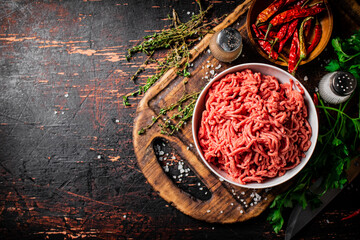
[325,59,340,72]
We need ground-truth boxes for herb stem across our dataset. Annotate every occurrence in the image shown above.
[316,105,358,121]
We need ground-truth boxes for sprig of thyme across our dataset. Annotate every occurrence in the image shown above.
[138,91,200,135]
[123,2,213,106]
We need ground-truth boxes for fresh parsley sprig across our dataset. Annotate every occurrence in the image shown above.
[326,30,360,80]
[268,30,360,233]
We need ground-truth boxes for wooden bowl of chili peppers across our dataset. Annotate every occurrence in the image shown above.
[247,0,333,74]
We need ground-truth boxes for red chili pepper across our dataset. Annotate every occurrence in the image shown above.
[252,24,280,60]
[313,93,319,116]
[278,19,299,53]
[285,0,298,4]
[341,209,360,221]
[271,22,289,48]
[288,30,300,74]
[293,0,309,8]
[293,17,313,72]
[258,24,268,32]
[258,25,277,39]
[265,4,325,39]
[256,0,287,26]
[313,93,319,105]
[307,18,322,54]
[271,4,324,26]
[304,17,312,37]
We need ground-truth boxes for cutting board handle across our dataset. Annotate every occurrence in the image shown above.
[133,105,274,223]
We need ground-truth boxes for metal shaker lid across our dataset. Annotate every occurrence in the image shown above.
[330,71,357,96]
[216,27,242,53]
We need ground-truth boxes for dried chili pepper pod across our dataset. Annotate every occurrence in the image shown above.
[265,4,325,39]
[293,17,314,72]
[304,18,312,37]
[258,25,277,39]
[288,30,300,74]
[252,24,282,61]
[278,19,299,53]
[271,22,289,49]
[292,0,310,8]
[307,17,322,54]
[256,0,287,26]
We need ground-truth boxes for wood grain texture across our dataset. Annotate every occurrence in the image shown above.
[0,0,359,239]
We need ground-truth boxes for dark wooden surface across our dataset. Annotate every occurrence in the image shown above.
[0,0,359,239]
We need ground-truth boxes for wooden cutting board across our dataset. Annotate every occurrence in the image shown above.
[132,0,360,223]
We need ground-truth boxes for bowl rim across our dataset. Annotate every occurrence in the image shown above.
[192,63,319,189]
[246,0,333,67]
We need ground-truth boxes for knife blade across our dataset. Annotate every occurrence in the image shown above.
[285,187,342,240]
[285,158,360,240]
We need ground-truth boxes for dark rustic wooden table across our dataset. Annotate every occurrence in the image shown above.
[0,0,359,239]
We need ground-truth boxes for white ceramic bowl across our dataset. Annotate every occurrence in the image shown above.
[192,63,319,189]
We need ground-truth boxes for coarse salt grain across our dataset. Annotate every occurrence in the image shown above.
[123,215,127,218]
[97,155,101,159]
[64,93,69,98]
[206,209,211,213]
[220,210,223,213]
[240,210,244,214]
[304,76,308,81]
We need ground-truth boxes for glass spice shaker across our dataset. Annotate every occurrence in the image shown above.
[318,71,357,104]
[209,27,243,63]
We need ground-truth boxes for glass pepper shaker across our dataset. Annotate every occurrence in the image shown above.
[209,27,243,63]
[318,71,357,104]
